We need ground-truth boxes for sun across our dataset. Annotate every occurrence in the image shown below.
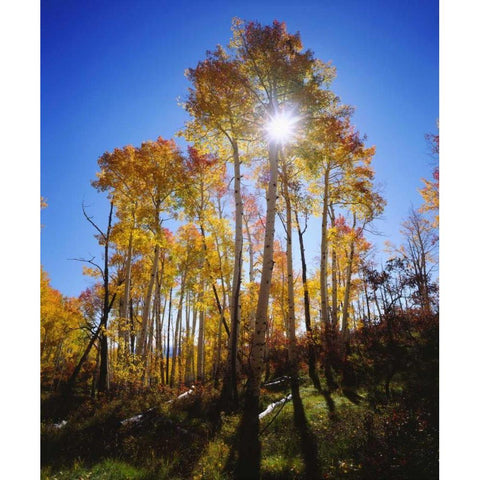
[265,110,299,144]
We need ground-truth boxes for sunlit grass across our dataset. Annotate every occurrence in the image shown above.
[42,381,437,479]
[40,459,155,480]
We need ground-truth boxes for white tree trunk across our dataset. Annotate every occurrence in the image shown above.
[249,141,279,396]
[138,243,160,357]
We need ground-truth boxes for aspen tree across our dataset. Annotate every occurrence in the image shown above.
[184,46,254,408]
[228,19,335,479]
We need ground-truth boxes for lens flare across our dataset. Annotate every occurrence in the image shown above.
[265,111,299,144]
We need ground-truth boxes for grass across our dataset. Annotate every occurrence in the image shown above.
[41,380,438,479]
[41,459,156,480]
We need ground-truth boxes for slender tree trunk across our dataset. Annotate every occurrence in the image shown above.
[331,246,338,327]
[320,167,330,326]
[166,287,173,385]
[212,224,231,386]
[363,278,372,323]
[340,220,362,400]
[214,283,227,388]
[138,243,160,358]
[380,285,388,315]
[171,276,185,388]
[223,139,243,409]
[280,261,287,342]
[187,295,197,386]
[282,170,321,478]
[177,308,184,387]
[295,210,323,393]
[329,202,339,329]
[373,289,382,321]
[121,223,134,356]
[319,168,337,393]
[91,343,100,398]
[144,254,165,385]
[244,216,256,335]
[98,334,109,393]
[158,291,167,385]
[282,170,297,373]
[213,307,223,387]
[199,224,230,337]
[144,310,155,386]
[196,281,206,382]
[66,298,116,393]
[129,299,136,354]
[95,201,114,393]
[357,298,364,323]
[184,292,191,385]
[249,141,279,393]
[264,313,272,382]
[211,201,233,338]
[236,140,279,480]
[341,215,357,338]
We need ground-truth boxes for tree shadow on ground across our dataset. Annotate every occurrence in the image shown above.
[41,389,224,479]
[222,380,321,480]
[290,377,321,480]
[224,390,261,480]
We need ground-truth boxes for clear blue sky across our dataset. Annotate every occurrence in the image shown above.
[41,0,438,297]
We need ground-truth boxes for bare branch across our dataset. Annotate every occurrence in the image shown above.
[82,202,107,242]
[68,256,105,279]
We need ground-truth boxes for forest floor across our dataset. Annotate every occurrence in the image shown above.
[41,379,438,479]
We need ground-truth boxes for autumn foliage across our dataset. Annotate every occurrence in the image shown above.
[41,18,438,480]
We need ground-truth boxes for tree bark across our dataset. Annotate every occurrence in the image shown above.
[244,215,256,335]
[158,292,167,385]
[66,202,115,394]
[95,201,114,393]
[236,141,279,480]
[120,222,134,356]
[196,281,205,382]
[144,254,165,385]
[248,141,279,395]
[329,206,338,328]
[187,294,197,386]
[138,243,160,358]
[320,167,330,326]
[341,215,357,338]
[165,287,173,385]
[170,275,186,387]
[222,139,243,408]
[295,209,322,392]
[282,171,297,372]
[319,168,337,393]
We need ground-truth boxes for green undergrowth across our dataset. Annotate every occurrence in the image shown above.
[40,459,155,480]
[41,381,437,479]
